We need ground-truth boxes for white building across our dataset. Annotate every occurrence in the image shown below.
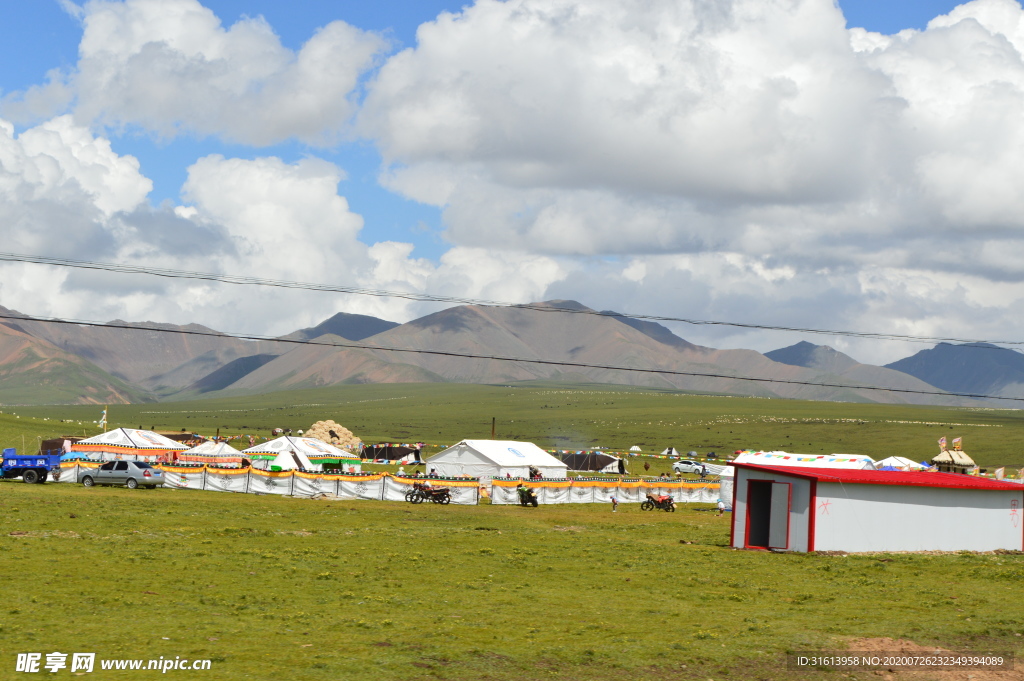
[731,463,1024,553]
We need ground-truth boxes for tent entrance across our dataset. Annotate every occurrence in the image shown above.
[745,480,791,549]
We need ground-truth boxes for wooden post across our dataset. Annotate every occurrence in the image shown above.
[491,417,496,439]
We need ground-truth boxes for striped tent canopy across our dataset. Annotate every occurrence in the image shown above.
[242,436,360,466]
[70,428,189,462]
[178,440,244,466]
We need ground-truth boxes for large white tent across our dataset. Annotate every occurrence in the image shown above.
[70,428,189,462]
[732,451,875,470]
[425,440,568,480]
[241,436,360,472]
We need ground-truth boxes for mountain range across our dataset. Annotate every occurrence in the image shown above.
[0,301,1014,406]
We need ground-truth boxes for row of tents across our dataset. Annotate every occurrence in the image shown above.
[60,430,624,480]
[63,428,361,472]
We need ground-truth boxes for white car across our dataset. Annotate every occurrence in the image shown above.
[672,459,707,475]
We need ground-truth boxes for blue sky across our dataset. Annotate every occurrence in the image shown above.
[2,0,1022,365]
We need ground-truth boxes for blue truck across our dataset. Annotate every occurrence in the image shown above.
[1,448,62,484]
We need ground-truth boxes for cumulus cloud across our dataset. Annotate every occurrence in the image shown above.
[362,0,1024,265]
[4,0,387,145]
[0,115,150,259]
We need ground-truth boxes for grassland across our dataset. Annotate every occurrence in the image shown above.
[1,481,1022,681]
[11,381,1024,469]
[3,383,1024,679]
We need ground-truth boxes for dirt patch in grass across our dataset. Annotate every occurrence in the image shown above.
[848,638,1021,680]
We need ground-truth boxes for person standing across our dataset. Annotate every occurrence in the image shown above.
[611,496,619,513]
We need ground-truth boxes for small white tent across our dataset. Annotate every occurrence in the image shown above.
[660,447,682,458]
[732,451,875,470]
[425,440,568,480]
[177,440,244,466]
[875,456,929,471]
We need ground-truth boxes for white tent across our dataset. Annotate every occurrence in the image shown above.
[425,440,568,481]
[178,440,244,466]
[875,456,929,471]
[70,428,189,462]
[660,447,682,458]
[242,436,360,472]
[732,451,875,470]
[629,446,642,452]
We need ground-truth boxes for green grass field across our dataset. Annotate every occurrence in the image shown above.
[11,381,1024,469]
[1,481,1022,680]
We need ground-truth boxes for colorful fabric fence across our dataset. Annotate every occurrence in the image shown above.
[490,478,722,505]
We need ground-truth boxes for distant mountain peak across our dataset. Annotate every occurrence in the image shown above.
[885,342,1024,397]
[536,299,591,311]
[765,341,859,373]
[285,311,399,342]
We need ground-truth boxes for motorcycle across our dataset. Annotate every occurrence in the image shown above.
[517,485,539,507]
[406,481,452,505]
[640,493,676,512]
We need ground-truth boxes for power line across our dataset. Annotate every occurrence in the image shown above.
[0,251,1017,348]
[0,310,1018,403]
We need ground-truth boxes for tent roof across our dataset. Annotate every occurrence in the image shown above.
[181,440,240,456]
[555,451,620,471]
[428,440,567,468]
[876,456,928,470]
[73,428,189,451]
[734,463,1023,491]
[733,451,874,469]
[242,436,358,460]
[932,449,976,466]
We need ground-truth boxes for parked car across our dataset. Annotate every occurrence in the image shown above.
[672,459,707,475]
[80,461,163,489]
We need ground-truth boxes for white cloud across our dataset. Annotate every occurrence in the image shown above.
[0,118,566,339]
[6,0,388,145]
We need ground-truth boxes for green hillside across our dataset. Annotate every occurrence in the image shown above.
[13,382,1024,468]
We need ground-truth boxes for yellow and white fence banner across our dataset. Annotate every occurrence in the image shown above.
[337,473,387,501]
[490,478,722,505]
[205,467,249,493]
[161,465,207,490]
[248,468,294,496]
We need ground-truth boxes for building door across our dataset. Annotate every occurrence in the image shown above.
[745,480,791,549]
